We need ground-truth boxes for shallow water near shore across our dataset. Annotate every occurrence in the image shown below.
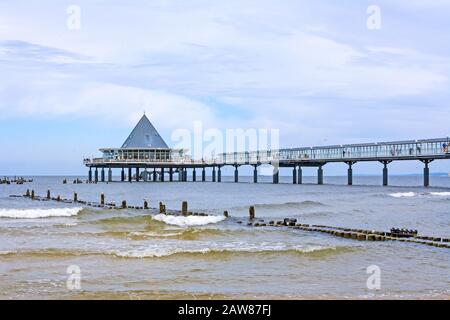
[0,175,449,299]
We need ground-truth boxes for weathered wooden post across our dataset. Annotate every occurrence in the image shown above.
[74,192,78,202]
[249,206,255,220]
[26,189,30,197]
[56,195,61,201]
[100,193,105,206]
[47,190,51,200]
[182,201,188,216]
[121,200,127,209]
[163,204,166,214]
[223,210,229,218]
[31,190,35,199]
[144,200,148,210]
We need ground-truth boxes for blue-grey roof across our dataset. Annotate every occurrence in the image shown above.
[121,114,169,149]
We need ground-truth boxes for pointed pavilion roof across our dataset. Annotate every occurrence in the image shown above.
[121,114,169,149]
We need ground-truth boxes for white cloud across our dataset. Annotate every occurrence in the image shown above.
[0,79,217,130]
[0,0,449,146]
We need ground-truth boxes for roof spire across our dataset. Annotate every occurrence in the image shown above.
[121,114,168,149]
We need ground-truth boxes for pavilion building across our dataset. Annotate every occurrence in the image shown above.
[84,114,192,182]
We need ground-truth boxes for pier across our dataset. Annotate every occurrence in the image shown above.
[84,115,450,187]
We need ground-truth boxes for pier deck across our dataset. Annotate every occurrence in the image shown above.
[84,137,450,186]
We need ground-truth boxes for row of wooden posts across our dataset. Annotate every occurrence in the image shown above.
[20,189,449,249]
[24,189,207,217]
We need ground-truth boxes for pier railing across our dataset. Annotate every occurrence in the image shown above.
[84,158,218,166]
[218,138,450,164]
[85,138,450,166]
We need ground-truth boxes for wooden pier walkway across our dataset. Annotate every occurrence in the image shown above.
[84,137,450,186]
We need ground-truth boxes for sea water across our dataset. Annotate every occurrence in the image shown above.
[0,175,449,299]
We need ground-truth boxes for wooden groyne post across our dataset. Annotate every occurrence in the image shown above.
[182,201,188,216]
[249,206,255,220]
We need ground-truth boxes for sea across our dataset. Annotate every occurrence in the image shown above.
[0,175,449,299]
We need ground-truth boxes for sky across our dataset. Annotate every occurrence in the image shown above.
[0,0,449,175]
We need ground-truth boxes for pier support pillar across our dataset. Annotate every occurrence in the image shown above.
[128,168,132,183]
[121,168,125,182]
[108,168,112,182]
[380,161,391,186]
[101,168,105,182]
[192,168,196,182]
[348,166,352,186]
[293,166,297,184]
[94,168,98,183]
[136,168,140,182]
[273,166,279,184]
[421,160,433,187]
[318,166,323,185]
[298,167,302,184]
[202,168,206,182]
[234,166,238,183]
[169,167,173,182]
[212,167,216,182]
[88,168,92,183]
[346,162,355,186]
[182,168,187,182]
[153,168,157,181]
[218,167,222,182]
[178,169,182,182]
[253,165,258,183]
[161,168,165,182]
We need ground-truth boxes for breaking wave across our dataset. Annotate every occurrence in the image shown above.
[429,192,450,197]
[389,192,416,198]
[1,244,351,259]
[152,214,225,227]
[389,191,450,198]
[0,207,83,219]
[112,245,343,258]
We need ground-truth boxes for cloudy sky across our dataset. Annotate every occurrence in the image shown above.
[0,0,449,175]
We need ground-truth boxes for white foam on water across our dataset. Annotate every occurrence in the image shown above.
[389,192,416,198]
[429,192,450,197]
[389,191,450,198]
[152,214,225,227]
[112,243,338,258]
[113,247,210,258]
[0,207,83,219]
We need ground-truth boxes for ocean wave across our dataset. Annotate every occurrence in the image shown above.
[0,207,83,219]
[89,214,151,225]
[389,192,416,198]
[0,248,92,257]
[111,245,342,259]
[1,244,350,259]
[388,191,450,198]
[152,214,225,227]
[429,192,450,197]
